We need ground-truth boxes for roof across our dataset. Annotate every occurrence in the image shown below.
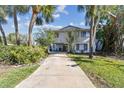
[54,25,90,32]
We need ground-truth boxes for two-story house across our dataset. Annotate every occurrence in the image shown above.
[49,25,96,53]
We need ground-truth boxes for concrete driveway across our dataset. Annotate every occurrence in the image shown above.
[16,53,95,88]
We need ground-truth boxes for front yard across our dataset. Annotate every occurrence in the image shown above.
[0,64,39,88]
[0,46,47,88]
[68,54,124,88]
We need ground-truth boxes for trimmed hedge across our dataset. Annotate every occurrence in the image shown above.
[0,46,47,64]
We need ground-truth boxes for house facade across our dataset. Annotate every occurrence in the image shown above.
[48,25,96,53]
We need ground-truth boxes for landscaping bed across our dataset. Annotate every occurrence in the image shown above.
[0,45,47,87]
[68,54,124,88]
[0,45,47,64]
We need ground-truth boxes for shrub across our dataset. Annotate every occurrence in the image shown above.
[0,45,47,65]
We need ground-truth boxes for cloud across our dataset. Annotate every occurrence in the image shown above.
[17,16,20,22]
[24,20,62,30]
[43,24,62,30]
[57,5,68,15]
[52,14,60,18]
[12,24,14,28]
[34,24,63,30]
[33,25,41,29]
[12,23,21,28]
[52,5,68,19]
[69,22,74,26]
[24,21,30,27]
[80,22,85,26]
[25,16,30,20]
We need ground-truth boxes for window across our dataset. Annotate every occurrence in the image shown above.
[81,32,86,37]
[76,44,80,50]
[84,44,88,51]
[55,33,59,38]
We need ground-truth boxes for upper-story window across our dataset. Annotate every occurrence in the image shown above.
[55,33,59,38]
[81,31,87,37]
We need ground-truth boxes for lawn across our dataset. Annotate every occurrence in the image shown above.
[68,54,124,88]
[0,64,39,88]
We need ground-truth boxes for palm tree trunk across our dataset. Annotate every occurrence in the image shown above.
[89,16,94,59]
[14,7,20,45]
[0,24,7,45]
[93,15,100,42]
[28,13,37,46]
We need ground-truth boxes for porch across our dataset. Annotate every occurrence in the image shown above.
[49,43,68,52]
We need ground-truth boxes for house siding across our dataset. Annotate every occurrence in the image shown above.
[54,32,68,44]
[49,26,96,53]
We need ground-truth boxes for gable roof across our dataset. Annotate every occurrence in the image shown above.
[54,25,90,32]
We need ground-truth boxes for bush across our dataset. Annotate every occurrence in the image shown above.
[0,46,47,65]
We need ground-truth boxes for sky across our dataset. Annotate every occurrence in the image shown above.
[2,5,89,36]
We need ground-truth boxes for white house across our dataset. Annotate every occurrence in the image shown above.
[49,25,96,53]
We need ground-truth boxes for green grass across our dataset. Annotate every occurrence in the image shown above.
[68,54,124,88]
[0,64,39,88]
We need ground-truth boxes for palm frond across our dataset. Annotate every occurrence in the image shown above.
[41,5,56,23]
[77,5,85,12]
[0,6,8,24]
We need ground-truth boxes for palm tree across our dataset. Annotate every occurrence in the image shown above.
[8,5,29,45]
[0,6,8,45]
[0,36,2,44]
[78,5,120,58]
[28,5,56,46]
[0,23,7,45]
[78,5,100,59]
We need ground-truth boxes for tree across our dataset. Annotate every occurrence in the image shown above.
[7,32,28,45]
[34,28,55,46]
[97,6,124,55]
[96,20,117,54]
[20,34,27,45]
[8,5,29,45]
[78,5,119,58]
[7,33,16,44]
[0,36,2,44]
[28,5,56,46]
[0,6,8,45]
[116,11,124,54]
[66,31,75,53]
[78,5,100,58]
